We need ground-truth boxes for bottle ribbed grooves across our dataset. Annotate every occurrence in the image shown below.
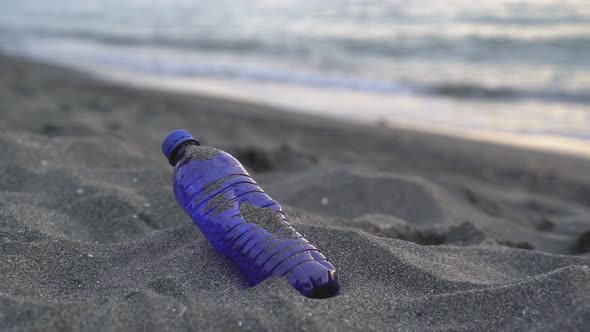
[175,149,338,296]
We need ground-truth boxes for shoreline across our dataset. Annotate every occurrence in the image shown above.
[96,66,590,159]
[7,51,590,159]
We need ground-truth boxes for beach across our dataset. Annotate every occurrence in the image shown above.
[1,54,590,331]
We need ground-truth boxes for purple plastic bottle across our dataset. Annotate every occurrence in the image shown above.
[162,130,339,298]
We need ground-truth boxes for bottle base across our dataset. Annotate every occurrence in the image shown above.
[287,261,340,298]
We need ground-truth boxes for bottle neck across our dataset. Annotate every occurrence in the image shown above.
[169,140,199,166]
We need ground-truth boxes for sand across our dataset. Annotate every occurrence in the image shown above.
[1,54,589,331]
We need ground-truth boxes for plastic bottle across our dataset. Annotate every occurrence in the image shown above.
[162,129,339,298]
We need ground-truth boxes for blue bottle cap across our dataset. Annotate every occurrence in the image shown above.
[162,129,199,165]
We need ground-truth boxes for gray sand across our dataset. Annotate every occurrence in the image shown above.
[239,202,298,239]
[0,54,589,331]
[204,190,234,217]
[183,145,221,161]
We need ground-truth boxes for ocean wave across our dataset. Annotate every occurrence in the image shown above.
[5,26,590,67]
[426,83,590,105]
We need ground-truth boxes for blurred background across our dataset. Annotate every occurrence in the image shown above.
[1,0,589,154]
